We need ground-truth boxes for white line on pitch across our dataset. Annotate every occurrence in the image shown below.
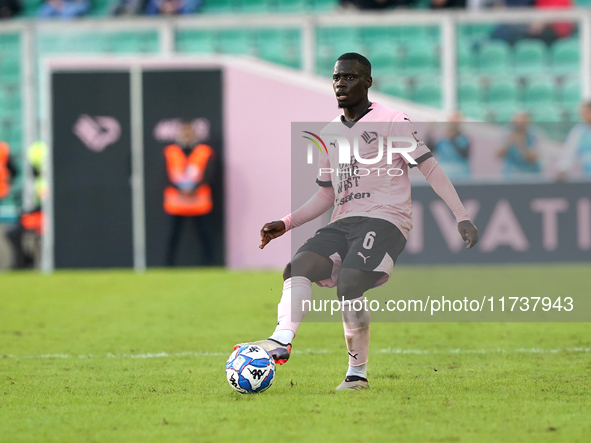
[1,347,590,360]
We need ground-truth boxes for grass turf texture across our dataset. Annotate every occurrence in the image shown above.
[1,265,590,442]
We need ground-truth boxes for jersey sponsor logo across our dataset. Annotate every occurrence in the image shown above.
[336,191,371,207]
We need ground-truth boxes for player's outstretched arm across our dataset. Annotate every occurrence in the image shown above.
[259,186,335,250]
[418,157,479,249]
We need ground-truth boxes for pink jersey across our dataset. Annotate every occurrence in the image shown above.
[317,102,432,238]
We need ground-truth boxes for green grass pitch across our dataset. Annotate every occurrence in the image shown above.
[1,265,590,442]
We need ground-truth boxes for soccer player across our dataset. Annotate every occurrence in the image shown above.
[236,53,478,390]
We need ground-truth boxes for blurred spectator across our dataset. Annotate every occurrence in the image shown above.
[498,112,542,176]
[430,0,466,8]
[0,0,21,18]
[430,111,471,180]
[0,141,17,201]
[556,101,591,181]
[163,122,215,266]
[490,0,535,46]
[534,0,574,41]
[6,141,46,269]
[111,0,145,15]
[491,0,573,46]
[466,0,498,9]
[339,0,412,10]
[145,0,201,15]
[38,0,90,18]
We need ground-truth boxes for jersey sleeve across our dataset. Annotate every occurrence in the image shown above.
[391,113,433,168]
[316,151,332,187]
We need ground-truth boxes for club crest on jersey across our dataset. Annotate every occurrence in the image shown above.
[361,131,378,144]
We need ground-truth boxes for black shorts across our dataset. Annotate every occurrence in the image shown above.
[296,216,407,288]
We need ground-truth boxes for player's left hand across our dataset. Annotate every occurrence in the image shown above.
[458,220,478,249]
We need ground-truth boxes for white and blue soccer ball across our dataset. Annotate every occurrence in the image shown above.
[225,345,276,394]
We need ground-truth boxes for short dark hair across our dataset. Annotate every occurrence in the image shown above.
[336,53,371,78]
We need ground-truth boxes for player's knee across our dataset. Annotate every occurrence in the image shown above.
[336,274,362,300]
[283,263,292,280]
[289,252,332,282]
[336,283,362,301]
[336,269,379,301]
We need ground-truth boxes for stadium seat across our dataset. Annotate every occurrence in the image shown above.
[529,105,562,123]
[401,43,438,76]
[457,44,476,74]
[377,79,410,100]
[458,80,480,105]
[324,28,363,56]
[0,55,20,77]
[370,45,401,77]
[458,24,495,43]
[275,0,308,11]
[0,33,19,47]
[514,39,548,75]
[490,102,521,123]
[310,0,338,11]
[412,79,442,108]
[239,0,272,13]
[478,41,511,74]
[551,38,580,75]
[459,103,488,121]
[105,33,159,54]
[20,0,39,16]
[487,79,519,104]
[360,27,397,48]
[176,31,217,53]
[563,106,580,122]
[560,80,581,106]
[256,29,301,68]
[524,79,555,105]
[89,0,111,15]
[202,0,235,13]
[396,26,434,44]
[218,30,254,55]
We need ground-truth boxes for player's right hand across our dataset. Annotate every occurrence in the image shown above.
[260,221,286,249]
[458,220,479,250]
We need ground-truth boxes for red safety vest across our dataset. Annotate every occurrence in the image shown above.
[163,143,214,216]
[21,211,43,236]
[0,142,10,199]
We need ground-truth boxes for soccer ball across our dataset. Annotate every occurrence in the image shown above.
[225,345,276,394]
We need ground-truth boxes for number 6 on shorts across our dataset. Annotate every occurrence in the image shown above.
[363,231,376,250]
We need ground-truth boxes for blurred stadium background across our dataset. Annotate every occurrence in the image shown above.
[1,2,591,269]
